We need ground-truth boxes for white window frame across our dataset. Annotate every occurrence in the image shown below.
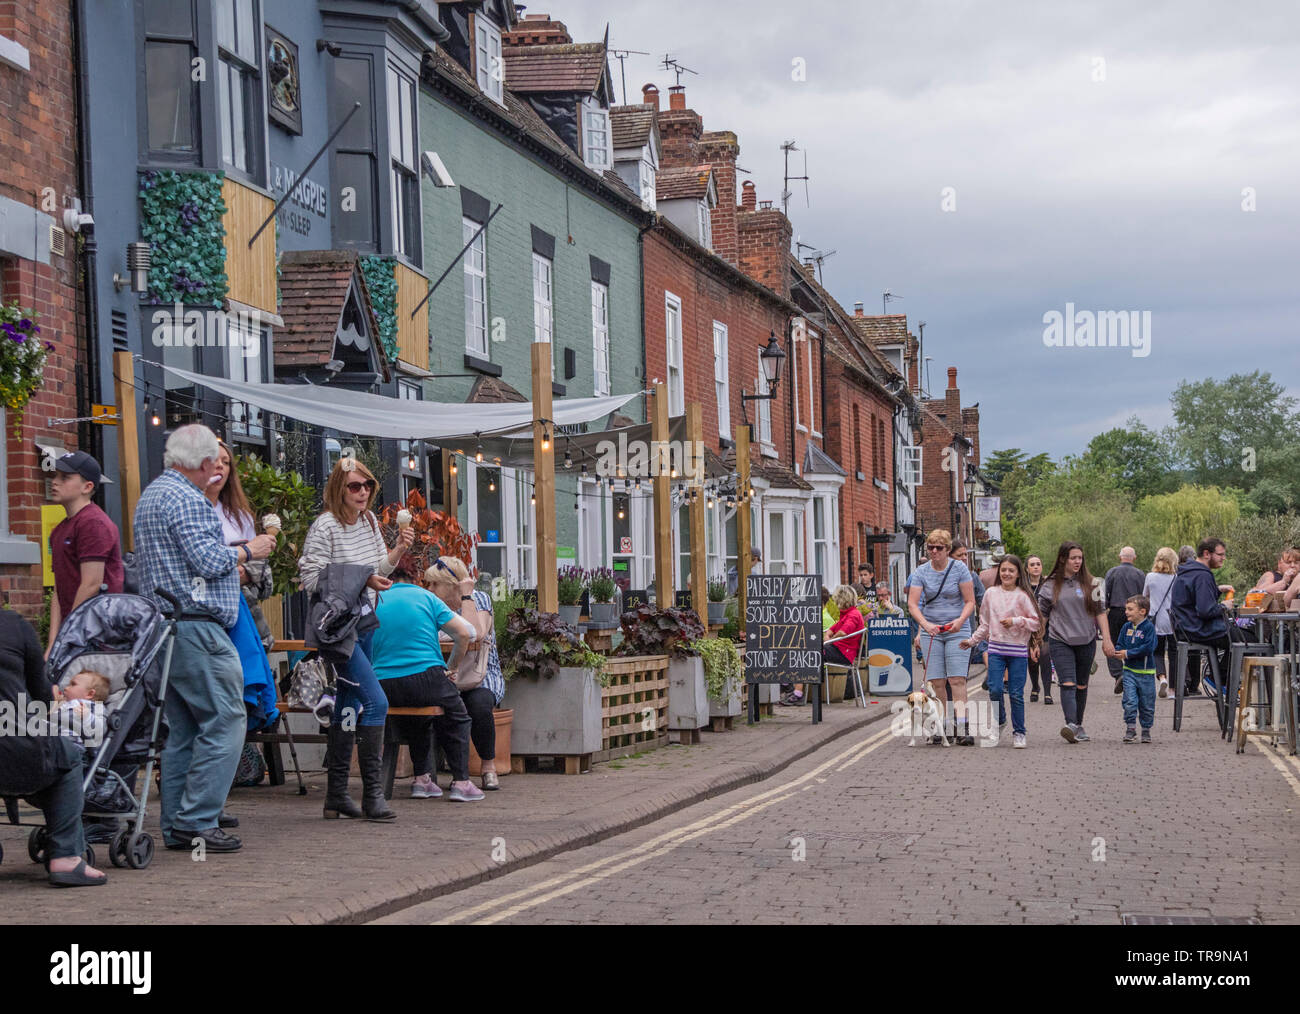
[807,491,839,586]
[900,445,923,488]
[639,159,656,208]
[387,64,420,263]
[697,201,712,249]
[756,350,773,450]
[463,216,488,356]
[665,292,684,416]
[765,507,806,576]
[512,469,536,588]
[712,321,730,442]
[225,316,265,439]
[474,16,504,105]
[583,101,612,170]
[577,477,612,570]
[592,280,610,396]
[533,252,554,379]
[806,326,820,438]
[215,0,260,177]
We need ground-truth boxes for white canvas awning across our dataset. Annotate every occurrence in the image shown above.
[159,364,642,444]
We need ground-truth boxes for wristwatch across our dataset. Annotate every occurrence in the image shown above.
[461,595,474,602]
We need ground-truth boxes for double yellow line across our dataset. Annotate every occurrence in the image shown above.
[434,723,897,925]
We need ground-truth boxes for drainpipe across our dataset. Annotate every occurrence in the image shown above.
[71,0,102,469]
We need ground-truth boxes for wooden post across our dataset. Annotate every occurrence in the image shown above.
[113,349,141,551]
[687,403,708,619]
[532,342,557,612]
[650,382,673,608]
[736,423,752,625]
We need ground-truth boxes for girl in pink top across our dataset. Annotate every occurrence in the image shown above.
[961,555,1041,747]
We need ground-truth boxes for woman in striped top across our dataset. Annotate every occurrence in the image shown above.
[962,555,1040,748]
[298,458,413,820]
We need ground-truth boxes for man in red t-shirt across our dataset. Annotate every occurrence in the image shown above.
[47,451,124,656]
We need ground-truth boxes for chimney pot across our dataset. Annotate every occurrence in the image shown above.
[947,367,958,390]
[759,200,772,209]
[668,85,686,110]
[642,83,659,110]
[740,180,757,211]
[804,257,816,268]
[853,302,864,316]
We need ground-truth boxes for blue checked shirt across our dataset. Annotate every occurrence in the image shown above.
[133,468,241,627]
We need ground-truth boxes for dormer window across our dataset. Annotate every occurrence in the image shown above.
[475,17,504,105]
[582,99,611,170]
[697,201,712,249]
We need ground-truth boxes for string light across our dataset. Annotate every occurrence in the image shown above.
[475,442,484,463]
[541,426,551,452]
[530,487,537,507]
[563,448,573,469]
[149,402,161,427]
[488,477,496,493]
[407,451,417,470]
[617,499,626,520]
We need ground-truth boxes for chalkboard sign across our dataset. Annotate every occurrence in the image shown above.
[864,614,914,695]
[674,590,692,609]
[744,574,823,686]
[623,588,649,610]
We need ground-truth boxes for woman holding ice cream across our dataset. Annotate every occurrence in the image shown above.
[299,458,414,820]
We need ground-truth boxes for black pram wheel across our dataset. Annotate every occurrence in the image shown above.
[109,830,130,868]
[0,840,4,865]
[28,826,48,864]
[126,832,154,870]
[84,844,96,868]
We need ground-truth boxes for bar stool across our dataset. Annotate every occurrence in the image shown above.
[1235,656,1289,754]
[1172,634,1226,733]
[1222,637,1277,742]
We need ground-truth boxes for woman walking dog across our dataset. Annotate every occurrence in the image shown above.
[906,529,978,745]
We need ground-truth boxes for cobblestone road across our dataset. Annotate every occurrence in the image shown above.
[375,686,1300,924]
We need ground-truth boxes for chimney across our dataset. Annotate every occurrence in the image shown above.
[502,14,573,45]
[944,366,961,429]
[853,302,863,317]
[740,180,756,211]
[737,196,793,299]
[699,129,740,264]
[669,85,686,110]
[804,257,816,268]
[657,89,702,167]
[642,83,659,111]
[962,405,981,466]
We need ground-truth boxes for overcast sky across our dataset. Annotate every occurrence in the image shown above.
[545,0,1300,462]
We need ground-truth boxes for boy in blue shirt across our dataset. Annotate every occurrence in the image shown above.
[1115,594,1158,744]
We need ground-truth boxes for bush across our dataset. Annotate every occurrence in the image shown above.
[707,576,727,602]
[1225,512,1300,591]
[695,637,743,700]
[498,608,607,684]
[236,455,320,597]
[614,604,705,658]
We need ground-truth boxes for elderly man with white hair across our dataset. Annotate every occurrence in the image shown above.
[1104,546,1146,688]
[133,424,275,853]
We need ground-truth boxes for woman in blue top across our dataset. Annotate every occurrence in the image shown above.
[370,563,482,802]
[425,556,507,790]
[906,529,978,745]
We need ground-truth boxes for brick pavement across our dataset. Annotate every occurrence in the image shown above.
[375,685,1300,925]
[0,691,888,924]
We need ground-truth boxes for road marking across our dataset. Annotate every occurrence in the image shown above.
[1251,739,1300,800]
[433,723,895,925]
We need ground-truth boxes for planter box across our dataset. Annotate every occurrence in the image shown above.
[825,671,847,703]
[709,677,743,718]
[503,666,603,757]
[598,654,669,761]
[468,708,513,777]
[558,604,583,626]
[707,601,726,625]
[667,656,709,731]
[589,602,618,626]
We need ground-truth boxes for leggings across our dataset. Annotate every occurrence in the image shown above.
[461,686,498,762]
[1028,650,1049,693]
[1048,638,1096,727]
[1153,634,1176,680]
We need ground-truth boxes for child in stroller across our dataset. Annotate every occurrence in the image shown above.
[52,670,110,746]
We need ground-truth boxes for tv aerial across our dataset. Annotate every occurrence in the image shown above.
[781,140,810,217]
[661,55,698,87]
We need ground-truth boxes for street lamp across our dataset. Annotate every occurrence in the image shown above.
[740,330,788,437]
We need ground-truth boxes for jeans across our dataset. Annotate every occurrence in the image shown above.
[381,665,472,781]
[1048,638,1096,727]
[988,653,1028,735]
[333,629,388,729]
[462,687,498,762]
[25,738,85,861]
[160,620,246,837]
[1122,668,1156,729]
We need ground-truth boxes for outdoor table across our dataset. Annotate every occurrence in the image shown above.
[1244,612,1299,754]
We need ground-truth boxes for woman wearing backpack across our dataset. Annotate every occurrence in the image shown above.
[906,529,978,745]
[1143,547,1179,699]
[1036,541,1116,744]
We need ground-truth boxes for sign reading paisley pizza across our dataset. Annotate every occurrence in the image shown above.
[744,574,823,686]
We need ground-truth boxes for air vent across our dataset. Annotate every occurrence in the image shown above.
[49,224,66,256]
[111,309,129,350]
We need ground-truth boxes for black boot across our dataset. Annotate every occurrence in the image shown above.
[356,725,396,822]
[323,725,362,819]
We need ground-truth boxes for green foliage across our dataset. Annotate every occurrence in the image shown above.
[695,637,743,701]
[493,589,529,644]
[586,567,616,604]
[499,608,607,685]
[707,576,727,602]
[37,588,52,646]
[138,170,228,305]
[1133,485,1241,563]
[1023,493,1137,574]
[986,448,1055,517]
[1243,477,1294,517]
[235,455,321,596]
[1224,513,1300,591]
[1081,418,1178,500]
[999,516,1030,559]
[718,597,740,641]
[1170,372,1299,491]
[557,566,586,606]
[359,255,400,362]
[614,604,706,658]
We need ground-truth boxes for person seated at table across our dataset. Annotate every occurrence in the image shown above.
[874,581,904,617]
[424,556,507,791]
[1284,570,1300,611]
[1254,548,1300,594]
[821,587,835,631]
[369,563,482,802]
[1170,537,1235,698]
[826,585,866,702]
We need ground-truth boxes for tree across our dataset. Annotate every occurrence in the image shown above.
[1133,485,1241,563]
[1170,372,1300,490]
[1243,478,1294,517]
[1081,418,1179,500]
[984,448,1026,486]
[999,516,1030,559]
[1225,512,1300,591]
[985,448,1055,518]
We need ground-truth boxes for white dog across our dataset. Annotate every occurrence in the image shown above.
[905,685,950,746]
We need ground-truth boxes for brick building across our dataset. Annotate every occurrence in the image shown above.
[0,2,85,620]
[915,367,979,552]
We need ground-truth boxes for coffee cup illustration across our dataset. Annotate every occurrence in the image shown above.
[867,649,902,684]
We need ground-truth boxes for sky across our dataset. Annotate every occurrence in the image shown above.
[541,0,1300,462]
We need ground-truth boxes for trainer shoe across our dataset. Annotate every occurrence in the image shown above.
[1012,733,1026,749]
[1141,729,1152,744]
[1157,677,1169,699]
[1044,694,1054,705]
[1123,727,1137,744]
[1060,723,1078,743]
[411,774,442,799]
[448,781,485,802]
[1202,676,1219,700]
[1075,726,1091,742]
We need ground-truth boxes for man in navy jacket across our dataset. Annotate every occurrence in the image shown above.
[1170,537,1232,695]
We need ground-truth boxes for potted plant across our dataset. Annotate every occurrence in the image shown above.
[557,565,586,625]
[586,567,618,627]
[706,576,728,625]
[236,454,321,597]
[615,605,708,732]
[0,304,52,438]
[697,637,745,718]
[499,608,609,757]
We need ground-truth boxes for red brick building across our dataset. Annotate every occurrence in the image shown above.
[0,2,85,620]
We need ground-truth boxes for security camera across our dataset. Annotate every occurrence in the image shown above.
[420,151,455,188]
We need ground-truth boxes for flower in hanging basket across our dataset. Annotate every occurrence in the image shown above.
[0,302,49,438]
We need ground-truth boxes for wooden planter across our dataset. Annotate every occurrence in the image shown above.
[468,708,513,777]
[667,655,709,734]
[597,654,669,762]
[503,666,603,770]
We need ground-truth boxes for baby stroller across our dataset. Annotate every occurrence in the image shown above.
[20,590,178,871]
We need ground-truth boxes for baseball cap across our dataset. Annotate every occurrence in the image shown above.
[55,450,112,486]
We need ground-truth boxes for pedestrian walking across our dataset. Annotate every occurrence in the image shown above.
[298,456,413,821]
[961,554,1040,748]
[1026,554,1052,704]
[1142,547,1179,698]
[1115,594,1158,744]
[134,424,276,853]
[1036,541,1116,744]
[1104,548,1146,687]
[906,529,978,745]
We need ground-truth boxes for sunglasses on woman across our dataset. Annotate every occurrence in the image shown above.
[927,544,947,552]
[345,480,376,493]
